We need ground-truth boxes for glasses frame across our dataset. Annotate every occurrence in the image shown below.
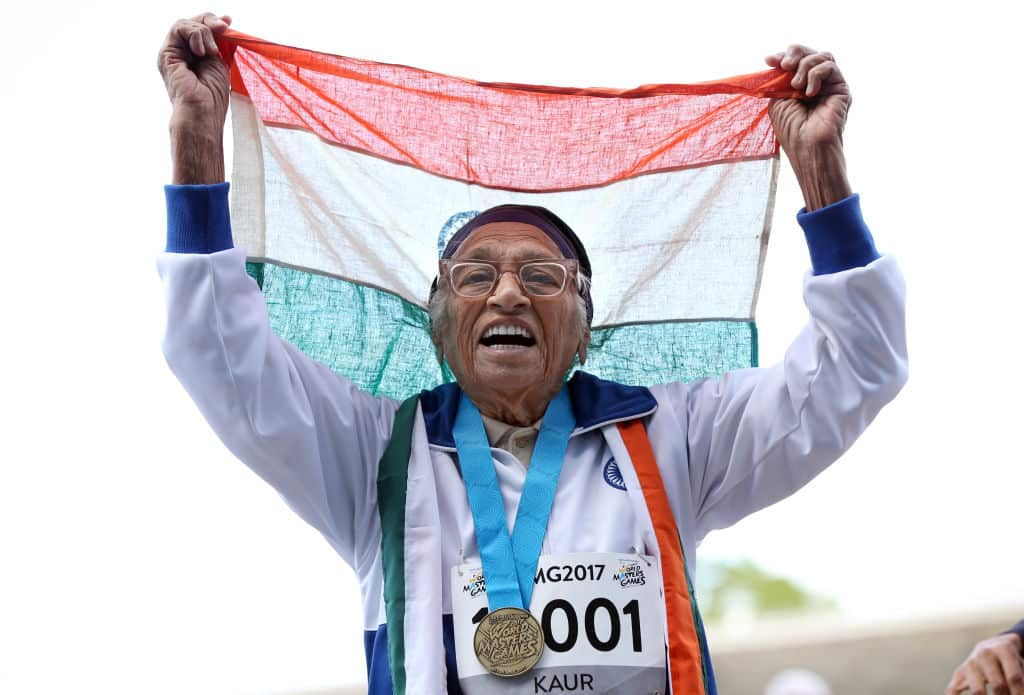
[440,258,581,299]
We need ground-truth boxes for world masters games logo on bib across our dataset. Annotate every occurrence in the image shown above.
[463,570,487,597]
[613,561,647,588]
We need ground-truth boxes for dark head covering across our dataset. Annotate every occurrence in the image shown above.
[430,204,594,323]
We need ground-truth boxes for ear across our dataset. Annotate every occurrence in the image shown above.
[430,329,445,365]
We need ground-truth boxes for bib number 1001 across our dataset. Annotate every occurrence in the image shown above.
[473,598,643,653]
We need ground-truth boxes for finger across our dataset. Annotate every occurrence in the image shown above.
[192,11,219,25]
[791,52,833,93]
[995,650,1024,695]
[978,649,1012,694]
[997,653,1024,695]
[165,18,197,53]
[159,20,187,73]
[780,44,816,71]
[197,12,232,33]
[183,20,219,60]
[805,60,843,97]
[202,26,219,56]
[183,13,225,57]
[188,25,207,58]
[159,17,223,76]
[965,661,989,695]
[946,668,968,695]
[764,51,784,68]
[195,14,220,51]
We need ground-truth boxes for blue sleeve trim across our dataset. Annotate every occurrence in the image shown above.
[797,193,880,275]
[164,182,233,253]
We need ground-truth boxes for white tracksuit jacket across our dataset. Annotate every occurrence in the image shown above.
[158,188,907,694]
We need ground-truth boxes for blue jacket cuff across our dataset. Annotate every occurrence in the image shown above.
[165,182,234,253]
[797,194,880,275]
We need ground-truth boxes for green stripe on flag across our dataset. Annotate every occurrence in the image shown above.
[583,320,757,386]
[247,261,757,400]
[247,261,453,397]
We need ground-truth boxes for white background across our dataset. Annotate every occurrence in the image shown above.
[2,1,1021,693]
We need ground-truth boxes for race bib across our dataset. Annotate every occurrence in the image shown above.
[451,552,667,694]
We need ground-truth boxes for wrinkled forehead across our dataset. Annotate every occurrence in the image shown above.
[452,222,564,261]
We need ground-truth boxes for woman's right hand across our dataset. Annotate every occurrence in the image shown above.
[157,13,232,184]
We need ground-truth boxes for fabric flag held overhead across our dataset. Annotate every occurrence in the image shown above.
[217,30,798,400]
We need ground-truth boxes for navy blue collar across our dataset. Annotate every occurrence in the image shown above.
[419,371,657,448]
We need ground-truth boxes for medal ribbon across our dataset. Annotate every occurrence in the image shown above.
[454,386,575,612]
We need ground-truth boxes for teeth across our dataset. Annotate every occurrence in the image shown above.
[483,325,533,339]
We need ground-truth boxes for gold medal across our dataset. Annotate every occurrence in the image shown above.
[473,606,545,677]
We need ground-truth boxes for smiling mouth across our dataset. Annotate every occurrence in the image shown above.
[480,325,537,349]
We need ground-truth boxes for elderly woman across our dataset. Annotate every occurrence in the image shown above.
[157,14,907,695]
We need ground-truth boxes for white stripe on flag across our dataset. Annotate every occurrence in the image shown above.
[231,94,776,326]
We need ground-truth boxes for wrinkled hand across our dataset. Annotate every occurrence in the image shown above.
[158,13,232,130]
[946,633,1024,695]
[764,45,852,211]
[157,12,233,184]
[765,45,850,156]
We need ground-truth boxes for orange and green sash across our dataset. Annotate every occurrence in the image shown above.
[377,395,714,694]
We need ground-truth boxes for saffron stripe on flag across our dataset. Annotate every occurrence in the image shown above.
[222,31,793,191]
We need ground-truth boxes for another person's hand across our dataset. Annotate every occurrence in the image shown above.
[764,45,852,211]
[946,633,1024,695]
[157,12,232,183]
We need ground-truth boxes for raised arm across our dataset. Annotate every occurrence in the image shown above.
[157,12,231,184]
[156,14,398,569]
[648,47,908,540]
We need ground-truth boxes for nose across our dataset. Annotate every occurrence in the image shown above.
[487,271,530,312]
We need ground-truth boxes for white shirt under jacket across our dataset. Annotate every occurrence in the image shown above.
[157,208,908,645]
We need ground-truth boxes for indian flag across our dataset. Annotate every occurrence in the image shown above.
[219,31,795,400]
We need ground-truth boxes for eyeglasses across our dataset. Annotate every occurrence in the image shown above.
[440,258,580,298]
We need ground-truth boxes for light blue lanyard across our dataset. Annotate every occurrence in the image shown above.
[453,387,575,612]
